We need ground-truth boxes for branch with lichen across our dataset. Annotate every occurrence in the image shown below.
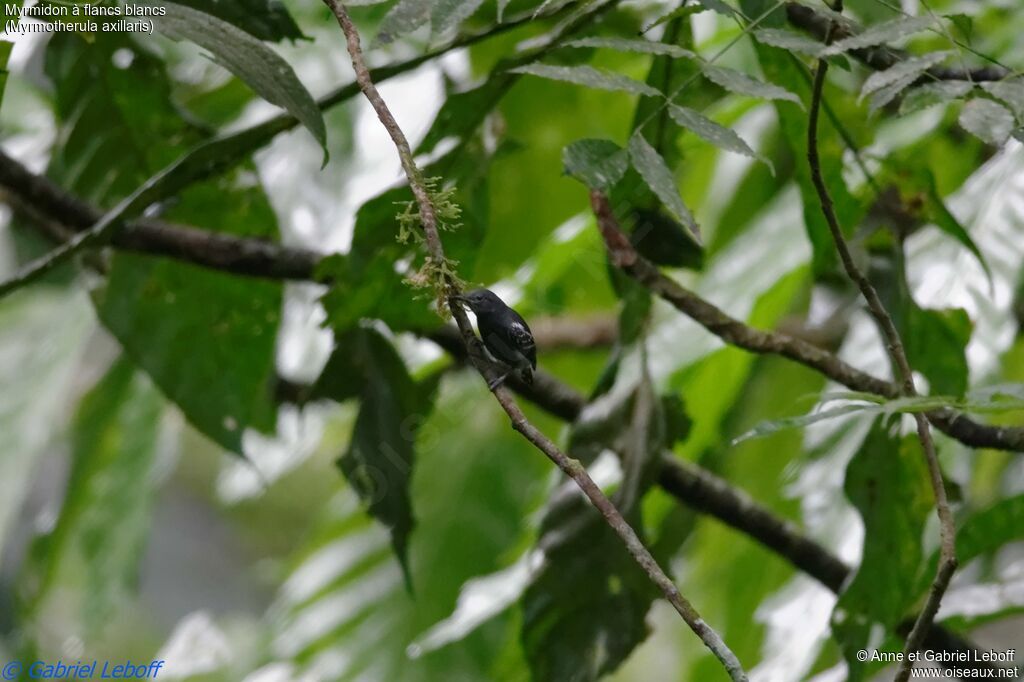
[319,1,749,679]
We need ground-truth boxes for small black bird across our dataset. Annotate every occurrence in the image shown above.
[452,289,536,389]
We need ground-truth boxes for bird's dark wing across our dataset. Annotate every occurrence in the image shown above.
[508,310,536,370]
[478,310,536,370]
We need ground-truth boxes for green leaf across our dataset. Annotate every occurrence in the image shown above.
[959,97,1016,145]
[522,494,654,682]
[821,16,935,56]
[43,32,283,456]
[172,0,307,42]
[667,104,771,170]
[730,404,870,444]
[741,15,865,278]
[0,289,94,555]
[45,32,201,205]
[93,178,284,455]
[564,37,697,59]
[860,51,953,111]
[431,0,486,37]
[919,168,993,287]
[696,0,740,18]
[981,78,1024,121]
[21,358,164,631]
[947,494,1024,569]
[608,15,706,271]
[417,74,515,155]
[522,370,683,680]
[325,327,439,589]
[640,3,704,33]
[617,282,653,346]
[376,0,431,44]
[701,64,803,107]
[154,2,327,160]
[898,80,973,115]
[752,28,824,55]
[562,138,628,191]
[628,208,704,269]
[0,40,12,109]
[832,425,932,682]
[908,306,972,397]
[627,131,701,244]
[510,64,663,97]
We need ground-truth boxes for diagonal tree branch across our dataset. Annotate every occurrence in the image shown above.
[806,7,956,679]
[320,1,749,679]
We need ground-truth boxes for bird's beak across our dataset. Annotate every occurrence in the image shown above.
[449,294,468,308]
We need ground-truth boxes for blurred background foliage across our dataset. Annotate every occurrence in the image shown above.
[1,0,1023,680]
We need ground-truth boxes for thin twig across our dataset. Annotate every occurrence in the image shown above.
[806,6,956,679]
[320,1,748,679]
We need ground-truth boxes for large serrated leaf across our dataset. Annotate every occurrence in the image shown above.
[860,51,952,111]
[821,15,934,56]
[959,97,1015,146]
[153,2,327,159]
[431,0,487,38]
[565,36,697,59]
[375,0,431,44]
[701,64,803,107]
[753,28,824,55]
[981,79,1024,121]
[668,104,770,170]
[562,138,628,191]
[510,64,662,97]
[627,132,701,244]
[899,80,973,115]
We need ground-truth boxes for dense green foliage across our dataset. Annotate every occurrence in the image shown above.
[1,0,1023,680]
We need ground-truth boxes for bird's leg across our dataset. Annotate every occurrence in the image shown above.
[487,371,509,391]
